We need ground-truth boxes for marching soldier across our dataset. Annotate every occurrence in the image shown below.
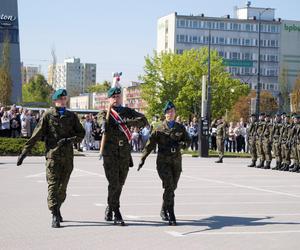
[280,115,292,171]
[16,89,85,228]
[138,101,191,226]
[288,114,299,172]
[261,114,273,169]
[255,113,266,168]
[293,115,300,173]
[271,113,283,170]
[247,114,257,167]
[214,117,226,163]
[99,76,148,226]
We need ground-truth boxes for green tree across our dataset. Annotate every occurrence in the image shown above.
[22,74,53,105]
[87,80,111,93]
[140,48,250,119]
[0,33,12,106]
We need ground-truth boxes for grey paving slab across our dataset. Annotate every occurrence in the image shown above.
[1,153,300,250]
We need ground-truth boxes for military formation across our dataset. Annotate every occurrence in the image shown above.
[17,71,191,228]
[247,112,300,172]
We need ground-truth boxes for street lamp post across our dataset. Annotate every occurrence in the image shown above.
[198,27,211,157]
[256,8,270,118]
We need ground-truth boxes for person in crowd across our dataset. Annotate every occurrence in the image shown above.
[1,111,11,137]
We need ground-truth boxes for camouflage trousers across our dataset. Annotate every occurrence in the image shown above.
[103,155,130,209]
[262,140,272,162]
[256,140,265,161]
[272,140,282,163]
[248,138,257,162]
[216,137,224,158]
[281,143,291,165]
[156,154,182,208]
[292,144,299,165]
[46,157,74,211]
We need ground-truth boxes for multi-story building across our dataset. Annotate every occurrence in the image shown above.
[92,92,109,111]
[21,65,40,84]
[0,0,22,103]
[48,57,96,97]
[70,93,92,110]
[157,2,300,94]
[123,82,147,113]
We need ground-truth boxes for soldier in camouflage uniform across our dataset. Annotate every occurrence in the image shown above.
[280,115,292,171]
[292,115,300,172]
[261,114,273,169]
[17,89,85,228]
[255,113,266,168]
[288,114,299,172]
[99,86,148,226]
[271,113,283,170]
[138,101,191,226]
[247,114,257,167]
[214,118,226,163]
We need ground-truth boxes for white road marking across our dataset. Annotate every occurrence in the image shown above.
[126,213,300,219]
[94,203,105,207]
[166,230,300,237]
[26,172,45,178]
[74,168,106,178]
[142,169,300,198]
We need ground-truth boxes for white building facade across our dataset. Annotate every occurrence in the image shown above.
[157,3,300,94]
[48,57,96,97]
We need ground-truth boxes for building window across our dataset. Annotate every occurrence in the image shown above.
[220,22,225,30]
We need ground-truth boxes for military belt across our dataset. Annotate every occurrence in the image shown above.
[158,147,179,154]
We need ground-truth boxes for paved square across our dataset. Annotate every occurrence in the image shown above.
[1,153,300,250]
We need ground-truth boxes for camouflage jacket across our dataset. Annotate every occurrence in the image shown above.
[247,122,257,140]
[255,121,265,139]
[216,122,226,139]
[280,122,292,143]
[262,121,273,142]
[22,107,85,159]
[98,106,148,157]
[141,120,191,161]
[271,122,283,142]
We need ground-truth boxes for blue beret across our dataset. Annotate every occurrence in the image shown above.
[107,87,121,98]
[163,101,176,113]
[52,89,67,100]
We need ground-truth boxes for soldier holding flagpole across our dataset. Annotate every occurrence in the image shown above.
[98,72,148,225]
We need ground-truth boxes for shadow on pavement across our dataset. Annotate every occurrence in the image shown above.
[175,216,300,235]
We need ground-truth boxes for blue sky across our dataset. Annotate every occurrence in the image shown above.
[18,0,300,85]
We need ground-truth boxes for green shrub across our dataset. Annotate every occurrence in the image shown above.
[0,137,45,156]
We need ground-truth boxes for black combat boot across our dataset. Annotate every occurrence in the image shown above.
[160,205,169,221]
[168,206,177,226]
[104,206,113,221]
[113,208,125,226]
[215,157,223,163]
[256,160,264,168]
[280,163,290,171]
[51,206,61,228]
[272,161,281,170]
[263,161,271,169]
[248,160,256,167]
[290,164,299,172]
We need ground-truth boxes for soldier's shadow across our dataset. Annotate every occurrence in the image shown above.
[125,215,300,231]
[61,216,300,230]
[174,216,300,235]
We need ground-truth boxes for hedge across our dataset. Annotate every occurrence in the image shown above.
[0,137,45,156]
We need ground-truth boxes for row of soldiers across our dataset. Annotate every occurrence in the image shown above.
[247,112,300,172]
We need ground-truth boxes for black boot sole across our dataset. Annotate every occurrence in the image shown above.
[168,221,177,226]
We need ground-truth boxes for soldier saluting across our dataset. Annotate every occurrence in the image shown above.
[138,101,191,226]
[17,89,85,228]
[98,73,148,226]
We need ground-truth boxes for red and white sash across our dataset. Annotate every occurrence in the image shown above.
[110,108,132,142]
